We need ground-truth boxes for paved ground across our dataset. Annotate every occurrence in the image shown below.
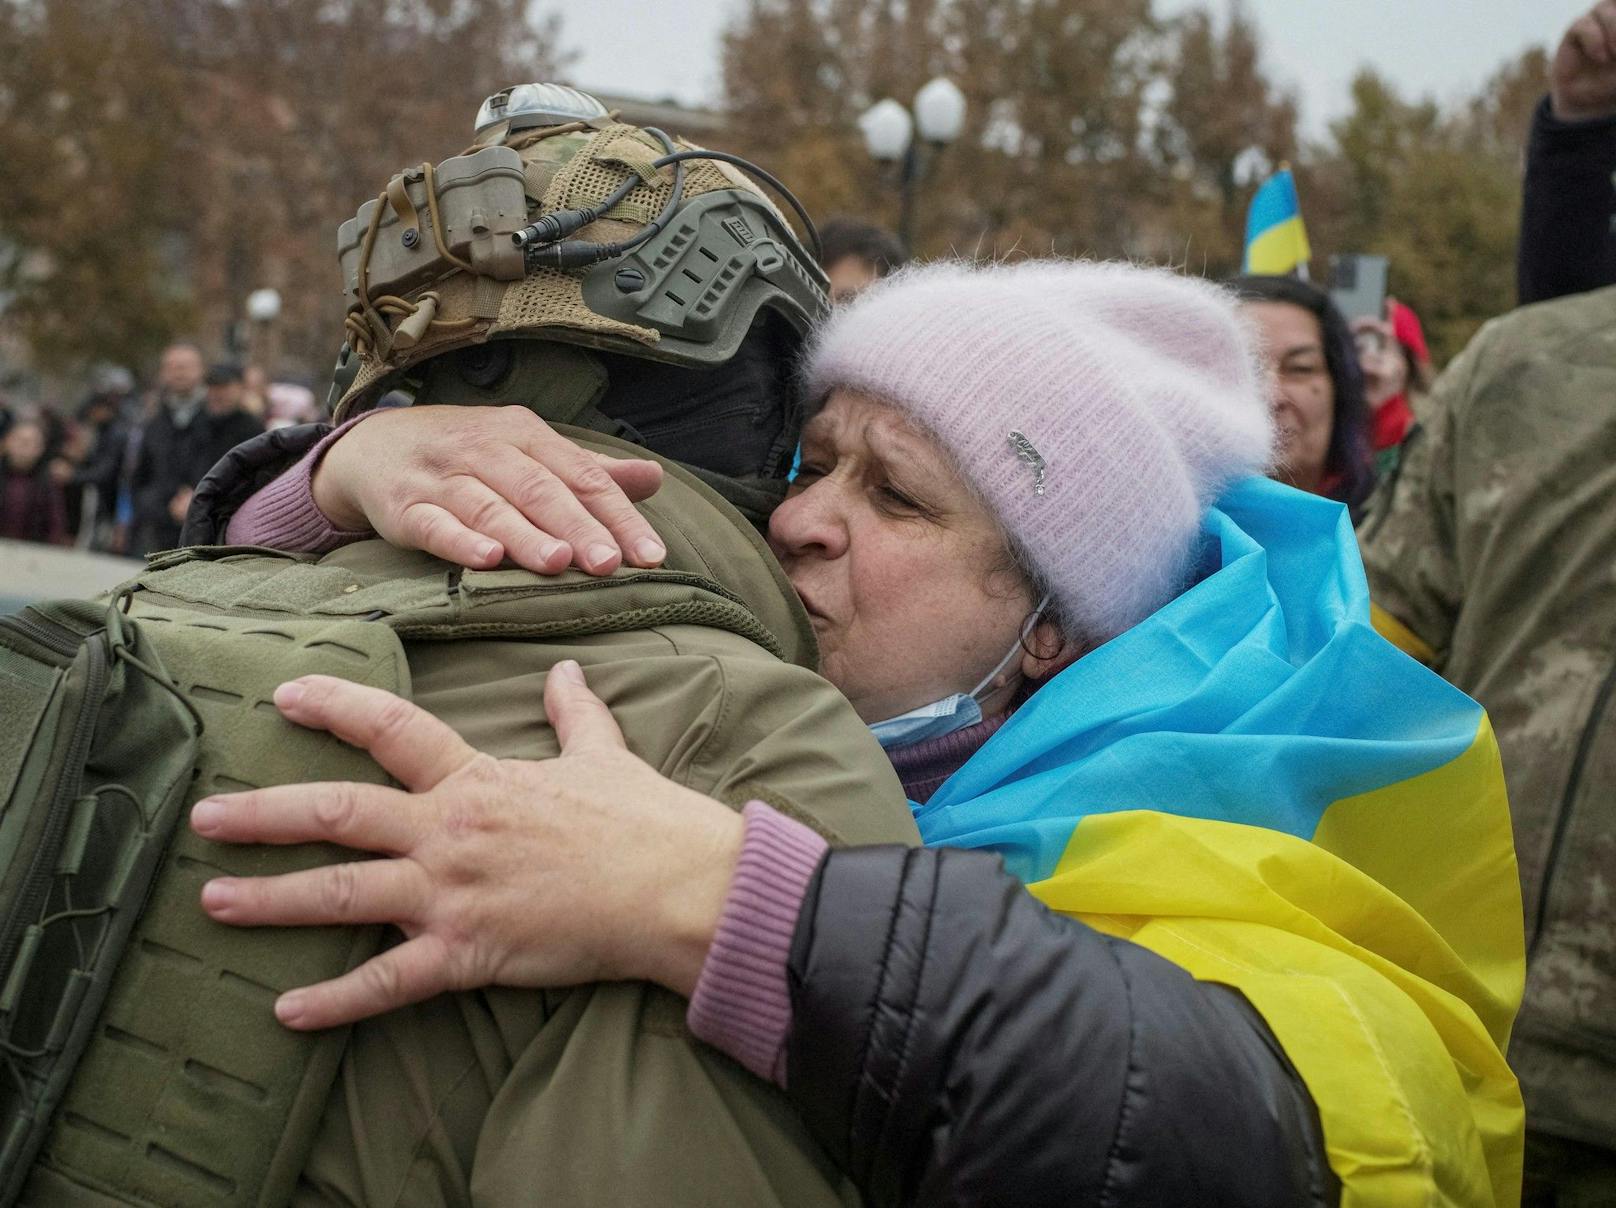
[1,540,145,614]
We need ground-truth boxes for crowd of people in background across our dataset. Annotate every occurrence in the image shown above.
[0,208,1447,571]
[0,211,1449,564]
[0,347,321,556]
[0,213,1446,567]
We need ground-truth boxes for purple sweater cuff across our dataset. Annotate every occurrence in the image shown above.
[225,411,380,551]
[686,801,828,1088]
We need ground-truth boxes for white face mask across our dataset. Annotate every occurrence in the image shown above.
[868,596,1050,750]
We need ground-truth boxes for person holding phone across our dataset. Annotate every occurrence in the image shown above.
[1352,299,1433,473]
[1324,253,1431,475]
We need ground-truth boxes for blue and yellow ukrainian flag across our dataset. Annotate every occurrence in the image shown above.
[1244,167,1313,275]
[917,476,1524,1206]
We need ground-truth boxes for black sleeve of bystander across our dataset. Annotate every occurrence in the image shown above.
[784,845,1339,1208]
[1518,95,1616,306]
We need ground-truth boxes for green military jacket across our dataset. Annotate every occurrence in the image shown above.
[25,431,918,1206]
[1360,286,1616,1149]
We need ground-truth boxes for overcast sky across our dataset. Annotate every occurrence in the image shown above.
[534,0,1591,137]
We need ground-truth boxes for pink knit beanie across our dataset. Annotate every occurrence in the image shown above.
[801,259,1274,641]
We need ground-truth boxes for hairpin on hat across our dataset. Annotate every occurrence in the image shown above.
[1008,430,1046,496]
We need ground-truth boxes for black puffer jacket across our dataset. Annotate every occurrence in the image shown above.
[181,422,329,546]
[786,845,1339,1208]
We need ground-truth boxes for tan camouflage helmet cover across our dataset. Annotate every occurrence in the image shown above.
[330,94,828,419]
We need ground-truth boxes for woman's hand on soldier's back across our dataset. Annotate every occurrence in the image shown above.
[314,404,669,576]
[189,664,742,1029]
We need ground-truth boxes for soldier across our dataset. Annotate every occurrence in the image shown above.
[1361,283,1616,1203]
[4,85,916,1205]
[1374,38,1616,1189]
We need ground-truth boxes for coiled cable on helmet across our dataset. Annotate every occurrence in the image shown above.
[514,138,821,272]
[644,150,821,263]
[510,170,638,249]
[515,127,685,271]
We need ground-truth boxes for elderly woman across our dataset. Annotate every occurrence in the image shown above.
[194,261,1522,1206]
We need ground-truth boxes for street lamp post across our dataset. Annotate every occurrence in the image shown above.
[858,77,966,252]
[245,287,281,373]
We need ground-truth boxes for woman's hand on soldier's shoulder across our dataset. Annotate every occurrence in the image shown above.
[188,664,742,1029]
[314,404,669,576]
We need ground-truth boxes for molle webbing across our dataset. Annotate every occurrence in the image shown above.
[26,606,409,1208]
[130,551,789,662]
[0,600,199,1208]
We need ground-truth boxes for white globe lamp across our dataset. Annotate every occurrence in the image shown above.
[913,77,967,145]
[858,99,914,163]
[246,288,282,323]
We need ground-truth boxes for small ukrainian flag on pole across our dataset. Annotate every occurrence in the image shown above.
[1243,166,1312,277]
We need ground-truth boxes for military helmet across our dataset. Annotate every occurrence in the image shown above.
[328,83,830,424]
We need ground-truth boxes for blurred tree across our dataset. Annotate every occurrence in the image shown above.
[722,0,1163,259]
[944,0,1159,256]
[1309,58,1544,363]
[721,0,1311,270]
[183,0,566,381]
[0,0,566,382]
[0,0,195,374]
[1321,71,1445,252]
[721,0,870,228]
[720,0,1549,361]
[1149,1,1299,275]
[0,0,1561,383]
[1469,48,1552,156]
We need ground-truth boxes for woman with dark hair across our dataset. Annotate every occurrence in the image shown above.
[816,217,910,303]
[1229,274,1378,520]
[0,415,69,545]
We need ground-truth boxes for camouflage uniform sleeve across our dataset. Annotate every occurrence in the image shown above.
[1359,326,1492,671]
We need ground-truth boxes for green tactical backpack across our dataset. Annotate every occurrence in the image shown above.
[0,597,199,1202]
[0,588,409,1208]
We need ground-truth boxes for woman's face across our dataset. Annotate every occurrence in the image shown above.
[768,390,1037,723]
[1245,301,1334,495]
